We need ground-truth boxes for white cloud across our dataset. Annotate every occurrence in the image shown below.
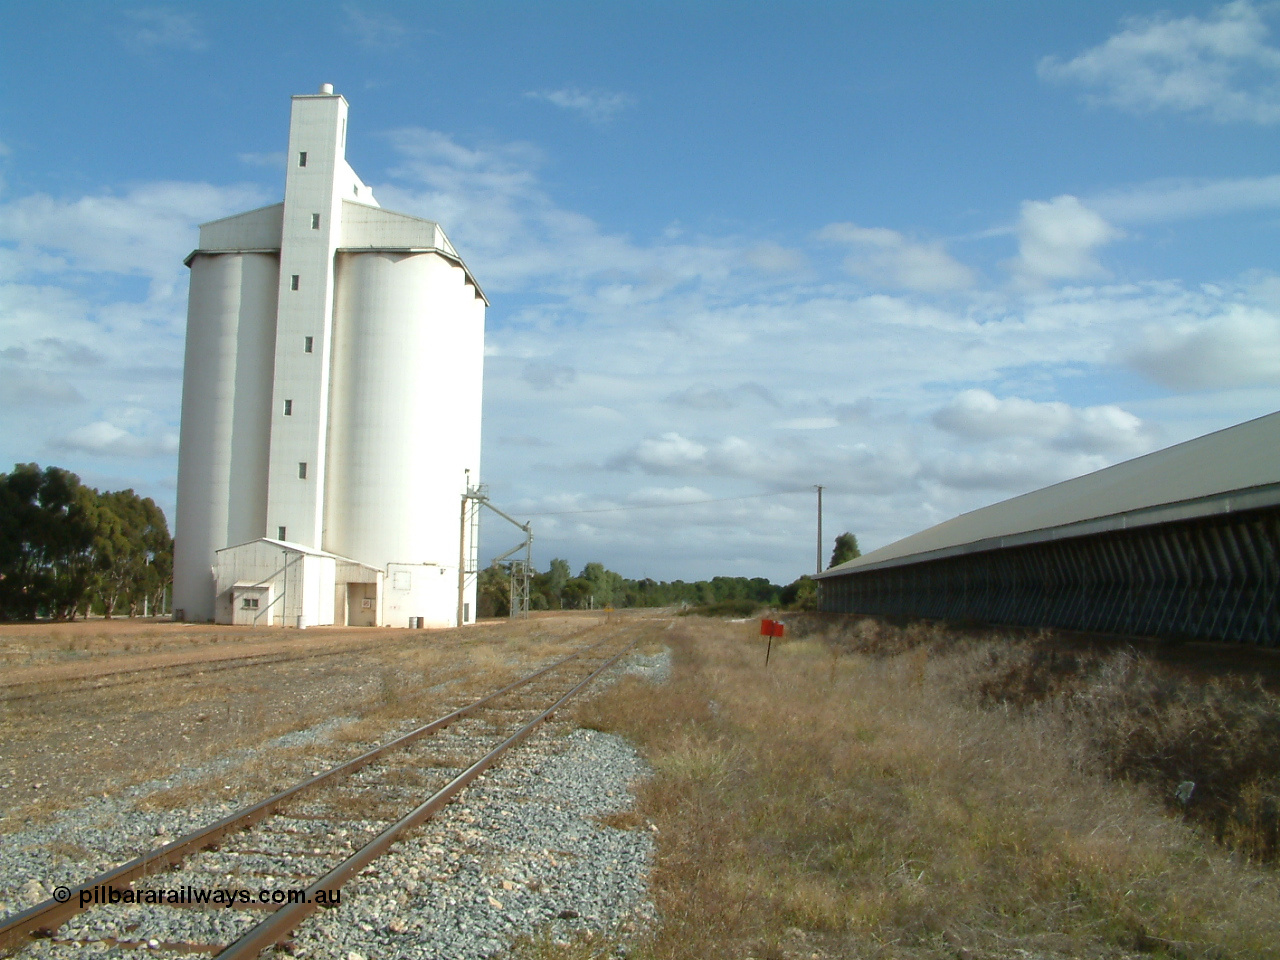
[1126,303,1280,388]
[54,421,178,458]
[377,128,763,302]
[666,384,778,412]
[933,390,1154,455]
[525,88,635,123]
[744,242,807,274]
[1092,173,1280,222]
[628,485,712,505]
[777,417,838,430]
[1039,0,1280,124]
[0,182,270,282]
[238,152,287,169]
[522,361,577,390]
[611,432,710,474]
[122,8,207,52]
[0,373,85,410]
[817,222,973,291]
[1007,195,1121,285]
[343,5,408,48]
[604,431,919,496]
[2,118,1274,583]
[921,446,1119,493]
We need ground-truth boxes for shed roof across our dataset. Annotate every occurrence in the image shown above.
[217,537,380,573]
[817,409,1280,578]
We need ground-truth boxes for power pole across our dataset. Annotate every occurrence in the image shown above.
[815,485,824,574]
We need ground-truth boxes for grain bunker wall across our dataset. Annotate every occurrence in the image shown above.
[817,411,1280,647]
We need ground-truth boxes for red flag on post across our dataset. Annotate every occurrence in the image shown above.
[760,618,784,665]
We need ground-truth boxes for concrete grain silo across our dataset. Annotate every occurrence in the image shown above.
[173,85,486,628]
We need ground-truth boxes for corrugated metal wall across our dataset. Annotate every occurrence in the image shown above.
[819,506,1280,646]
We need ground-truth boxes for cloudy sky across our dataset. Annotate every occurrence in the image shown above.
[2,1,1278,584]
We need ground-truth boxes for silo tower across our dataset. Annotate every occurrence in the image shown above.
[173,85,486,628]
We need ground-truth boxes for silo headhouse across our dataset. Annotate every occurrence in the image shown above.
[173,85,486,628]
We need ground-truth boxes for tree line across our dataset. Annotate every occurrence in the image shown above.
[0,463,173,620]
[0,460,861,623]
[476,531,860,617]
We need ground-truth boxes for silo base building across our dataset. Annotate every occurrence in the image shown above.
[173,85,486,628]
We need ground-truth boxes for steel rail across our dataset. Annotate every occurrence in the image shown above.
[0,650,347,703]
[0,628,627,954]
[0,622,545,701]
[213,634,640,959]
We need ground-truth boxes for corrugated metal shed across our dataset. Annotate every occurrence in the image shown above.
[818,410,1280,578]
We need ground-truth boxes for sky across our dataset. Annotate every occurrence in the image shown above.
[1,1,1279,586]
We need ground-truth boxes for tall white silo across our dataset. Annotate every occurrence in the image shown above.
[323,250,485,581]
[172,252,278,621]
[175,86,486,626]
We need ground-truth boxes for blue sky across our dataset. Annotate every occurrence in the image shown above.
[2,1,1278,584]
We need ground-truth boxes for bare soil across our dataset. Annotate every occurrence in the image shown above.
[0,614,611,831]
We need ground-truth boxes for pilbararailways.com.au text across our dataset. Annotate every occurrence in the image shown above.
[65,884,340,909]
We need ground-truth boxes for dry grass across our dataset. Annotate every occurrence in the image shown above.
[506,927,619,960]
[592,809,647,831]
[572,617,1280,960]
[967,639,1280,865]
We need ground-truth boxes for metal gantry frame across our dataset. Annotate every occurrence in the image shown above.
[457,484,534,623]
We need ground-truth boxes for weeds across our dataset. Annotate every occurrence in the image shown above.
[575,617,1280,960]
[678,600,765,619]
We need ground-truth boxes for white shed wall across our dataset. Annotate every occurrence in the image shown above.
[384,563,457,628]
[214,540,336,627]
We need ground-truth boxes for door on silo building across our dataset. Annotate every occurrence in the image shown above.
[346,582,378,626]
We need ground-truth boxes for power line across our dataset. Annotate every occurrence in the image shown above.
[524,488,812,517]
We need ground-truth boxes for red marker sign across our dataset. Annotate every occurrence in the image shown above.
[760,618,784,665]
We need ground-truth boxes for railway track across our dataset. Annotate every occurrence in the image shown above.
[0,630,468,703]
[0,625,644,958]
[0,649,363,704]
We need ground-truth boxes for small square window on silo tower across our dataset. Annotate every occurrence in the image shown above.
[311,213,321,229]
[290,274,299,290]
[298,462,308,479]
[304,336,314,353]
[298,151,307,167]
[278,526,287,540]
[283,399,292,416]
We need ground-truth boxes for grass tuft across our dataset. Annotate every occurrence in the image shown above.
[573,616,1280,960]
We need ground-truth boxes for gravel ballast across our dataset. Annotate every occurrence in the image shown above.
[1,645,669,959]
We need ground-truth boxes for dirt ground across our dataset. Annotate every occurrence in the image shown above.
[0,612,618,831]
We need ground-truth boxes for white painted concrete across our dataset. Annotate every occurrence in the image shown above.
[175,85,485,627]
[173,252,278,622]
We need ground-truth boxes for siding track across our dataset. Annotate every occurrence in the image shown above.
[0,625,641,958]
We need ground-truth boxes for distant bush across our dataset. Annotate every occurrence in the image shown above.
[679,598,766,618]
